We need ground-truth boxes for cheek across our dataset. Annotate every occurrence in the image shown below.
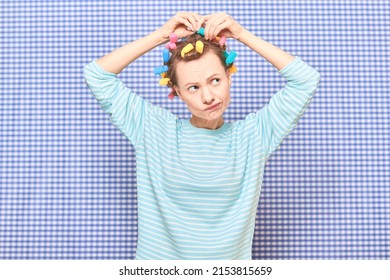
[183,97,199,109]
[222,84,231,98]
[223,88,231,106]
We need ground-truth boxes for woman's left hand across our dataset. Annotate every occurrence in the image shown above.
[202,12,245,40]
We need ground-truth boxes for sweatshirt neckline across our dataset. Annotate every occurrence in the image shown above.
[183,119,229,135]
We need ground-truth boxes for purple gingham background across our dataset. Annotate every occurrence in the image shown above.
[1,0,389,259]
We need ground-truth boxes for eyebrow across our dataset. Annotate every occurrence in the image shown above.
[184,74,221,87]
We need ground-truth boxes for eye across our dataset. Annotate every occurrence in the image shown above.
[188,85,198,92]
[211,78,221,85]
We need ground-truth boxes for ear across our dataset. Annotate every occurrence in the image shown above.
[227,71,232,87]
[173,85,183,101]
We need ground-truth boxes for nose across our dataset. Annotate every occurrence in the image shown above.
[202,86,215,104]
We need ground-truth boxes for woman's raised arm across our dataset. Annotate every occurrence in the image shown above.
[202,12,295,71]
[95,12,205,75]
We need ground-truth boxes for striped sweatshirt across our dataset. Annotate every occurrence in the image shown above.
[83,55,321,260]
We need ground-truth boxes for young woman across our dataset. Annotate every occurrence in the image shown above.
[83,12,321,260]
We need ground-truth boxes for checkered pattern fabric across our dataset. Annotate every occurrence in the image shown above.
[1,0,389,259]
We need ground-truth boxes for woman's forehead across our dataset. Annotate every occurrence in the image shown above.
[176,52,226,82]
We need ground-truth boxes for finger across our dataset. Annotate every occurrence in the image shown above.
[203,14,219,39]
[196,17,205,31]
[194,14,206,31]
[177,12,201,31]
[187,14,199,31]
[211,21,229,38]
[203,14,213,20]
[205,13,225,39]
[202,14,215,38]
[205,16,225,39]
[204,12,224,22]
[212,14,232,38]
[175,16,194,31]
[177,11,199,18]
[191,13,205,31]
[204,20,212,40]
[193,13,202,22]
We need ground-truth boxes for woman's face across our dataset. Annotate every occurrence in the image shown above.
[173,51,232,129]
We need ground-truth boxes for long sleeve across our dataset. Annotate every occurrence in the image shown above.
[256,56,321,159]
[82,59,153,148]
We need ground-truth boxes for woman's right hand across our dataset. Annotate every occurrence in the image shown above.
[157,12,206,41]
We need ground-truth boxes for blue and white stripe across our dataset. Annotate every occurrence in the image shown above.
[83,55,320,259]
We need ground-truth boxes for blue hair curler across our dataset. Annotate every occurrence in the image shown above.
[154,65,168,75]
[225,51,237,65]
[162,48,170,63]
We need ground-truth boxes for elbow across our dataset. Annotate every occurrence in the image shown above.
[314,69,321,85]
[302,69,321,97]
[82,63,92,85]
[306,68,321,90]
[313,70,321,92]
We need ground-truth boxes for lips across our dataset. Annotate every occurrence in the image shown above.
[206,102,221,111]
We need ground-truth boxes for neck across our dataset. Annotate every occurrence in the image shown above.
[190,115,224,130]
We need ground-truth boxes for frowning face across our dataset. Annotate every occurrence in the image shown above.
[174,51,232,130]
